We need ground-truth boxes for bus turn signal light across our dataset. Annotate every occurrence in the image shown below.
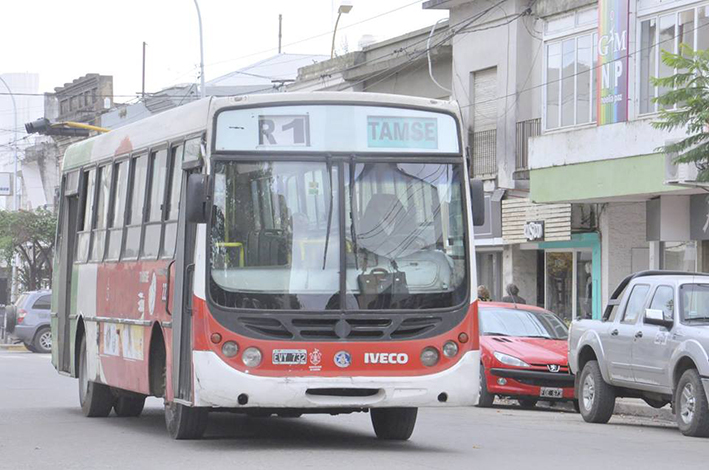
[458,332,469,344]
[210,333,222,344]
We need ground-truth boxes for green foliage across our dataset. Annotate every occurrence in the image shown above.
[0,208,57,291]
[652,44,709,181]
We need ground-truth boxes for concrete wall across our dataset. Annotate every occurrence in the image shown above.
[503,244,538,305]
[600,202,648,305]
[449,0,541,188]
[363,56,452,99]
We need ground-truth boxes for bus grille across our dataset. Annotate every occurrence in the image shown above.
[237,315,443,341]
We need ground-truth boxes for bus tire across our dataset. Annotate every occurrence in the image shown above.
[78,335,114,417]
[114,393,146,417]
[477,365,495,407]
[370,407,417,440]
[165,401,209,440]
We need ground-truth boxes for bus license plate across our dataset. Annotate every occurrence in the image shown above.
[272,349,307,365]
[540,387,563,398]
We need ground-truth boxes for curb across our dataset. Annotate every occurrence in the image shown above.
[0,343,27,352]
[614,398,675,423]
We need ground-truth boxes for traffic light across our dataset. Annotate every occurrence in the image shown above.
[25,118,51,134]
[24,118,90,137]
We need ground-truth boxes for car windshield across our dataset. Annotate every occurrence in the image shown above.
[209,160,467,311]
[680,284,709,322]
[479,307,568,339]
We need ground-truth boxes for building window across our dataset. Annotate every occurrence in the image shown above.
[60,100,69,115]
[545,31,598,130]
[639,5,709,114]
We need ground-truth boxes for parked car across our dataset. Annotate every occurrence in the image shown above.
[569,271,709,437]
[477,302,576,409]
[5,290,52,354]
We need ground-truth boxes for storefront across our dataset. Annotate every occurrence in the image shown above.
[474,190,504,300]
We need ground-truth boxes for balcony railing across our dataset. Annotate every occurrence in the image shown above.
[470,129,497,177]
[515,118,541,171]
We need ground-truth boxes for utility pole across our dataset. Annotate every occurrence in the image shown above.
[278,14,282,54]
[0,76,19,312]
[194,0,206,99]
[142,42,147,98]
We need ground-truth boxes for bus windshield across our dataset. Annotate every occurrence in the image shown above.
[209,160,467,311]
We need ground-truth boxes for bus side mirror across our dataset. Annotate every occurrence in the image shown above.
[470,178,485,227]
[186,174,210,224]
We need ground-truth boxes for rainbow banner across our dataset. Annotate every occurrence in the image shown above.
[597,0,630,125]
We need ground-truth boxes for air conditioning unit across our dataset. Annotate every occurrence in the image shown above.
[664,139,699,184]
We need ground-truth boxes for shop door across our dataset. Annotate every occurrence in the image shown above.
[545,249,594,322]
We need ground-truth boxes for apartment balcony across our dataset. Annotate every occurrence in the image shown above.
[470,129,497,178]
[514,118,541,179]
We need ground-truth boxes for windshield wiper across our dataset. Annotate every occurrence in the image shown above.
[684,316,709,322]
[322,157,334,270]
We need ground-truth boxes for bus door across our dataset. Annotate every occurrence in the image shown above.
[171,166,200,402]
[55,171,80,374]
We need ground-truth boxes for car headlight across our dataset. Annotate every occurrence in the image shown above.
[493,351,530,368]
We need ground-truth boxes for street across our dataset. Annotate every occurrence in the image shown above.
[0,349,704,470]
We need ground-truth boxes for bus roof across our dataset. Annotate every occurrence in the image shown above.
[62,92,460,172]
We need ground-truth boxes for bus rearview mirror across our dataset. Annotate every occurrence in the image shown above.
[186,174,210,224]
[470,178,485,227]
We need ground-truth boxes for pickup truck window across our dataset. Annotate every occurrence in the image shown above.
[679,284,709,323]
[648,286,674,322]
[621,284,650,324]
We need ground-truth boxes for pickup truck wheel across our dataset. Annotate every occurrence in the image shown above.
[578,360,615,424]
[675,369,709,437]
[477,365,495,407]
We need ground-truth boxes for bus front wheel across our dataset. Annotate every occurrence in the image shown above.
[78,335,114,417]
[370,407,417,440]
[165,401,209,440]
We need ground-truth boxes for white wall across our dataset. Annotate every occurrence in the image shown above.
[600,202,648,305]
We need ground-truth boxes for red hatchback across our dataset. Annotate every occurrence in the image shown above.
[477,302,576,409]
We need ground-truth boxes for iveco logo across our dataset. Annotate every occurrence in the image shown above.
[364,353,409,364]
[547,364,561,373]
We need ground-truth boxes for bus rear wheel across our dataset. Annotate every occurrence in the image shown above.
[78,335,114,417]
[370,407,417,440]
[165,401,209,440]
[114,392,146,417]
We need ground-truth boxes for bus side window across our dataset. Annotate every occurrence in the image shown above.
[90,164,112,262]
[123,154,148,260]
[143,149,168,259]
[76,168,96,263]
[161,143,184,258]
[106,160,129,261]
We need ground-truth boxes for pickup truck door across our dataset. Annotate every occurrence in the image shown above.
[632,285,675,391]
[605,284,651,384]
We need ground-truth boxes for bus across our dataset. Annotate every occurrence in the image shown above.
[51,92,485,440]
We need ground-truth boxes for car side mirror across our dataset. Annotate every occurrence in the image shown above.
[644,308,673,328]
[470,178,485,227]
[186,174,210,224]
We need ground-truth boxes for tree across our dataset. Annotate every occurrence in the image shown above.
[652,44,709,181]
[0,209,57,293]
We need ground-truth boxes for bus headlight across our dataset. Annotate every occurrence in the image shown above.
[222,341,239,358]
[421,347,440,367]
[242,347,263,367]
[443,341,459,358]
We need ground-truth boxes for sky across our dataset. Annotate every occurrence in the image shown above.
[1,0,448,101]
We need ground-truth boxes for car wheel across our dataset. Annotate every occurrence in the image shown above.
[370,407,417,440]
[165,401,209,439]
[517,398,538,409]
[78,335,115,417]
[675,369,709,437]
[33,326,52,354]
[23,342,37,353]
[572,399,580,413]
[578,360,615,424]
[114,393,146,417]
[477,365,495,408]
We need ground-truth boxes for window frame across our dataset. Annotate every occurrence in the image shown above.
[122,152,150,261]
[141,145,170,260]
[105,156,130,262]
[621,283,651,324]
[75,166,98,264]
[648,284,675,323]
[89,162,113,263]
[160,141,188,259]
[32,294,52,310]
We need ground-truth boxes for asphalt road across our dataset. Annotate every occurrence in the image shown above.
[0,349,705,470]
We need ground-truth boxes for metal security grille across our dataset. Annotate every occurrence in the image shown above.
[515,118,541,171]
[471,129,497,177]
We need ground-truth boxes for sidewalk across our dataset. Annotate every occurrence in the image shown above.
[0,342,27,351]
[614,398,674,423]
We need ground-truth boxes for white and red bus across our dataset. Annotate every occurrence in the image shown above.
[51,92,485,440]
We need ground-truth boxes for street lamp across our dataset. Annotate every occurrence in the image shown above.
[194,0,206,99]
[331,1,353,59]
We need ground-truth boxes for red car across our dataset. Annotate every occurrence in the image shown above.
[477,302,576,409]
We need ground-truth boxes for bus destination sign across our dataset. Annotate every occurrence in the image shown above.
[367,116,438,150]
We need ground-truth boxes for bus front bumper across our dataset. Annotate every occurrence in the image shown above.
[192,350,480,409]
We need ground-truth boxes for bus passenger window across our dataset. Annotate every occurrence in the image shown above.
[143,149,168,259]
[161,143,184,258]
[106,160,129,261]
[90,164,112,262]
[123,154,148,260]
[76,168,96,263]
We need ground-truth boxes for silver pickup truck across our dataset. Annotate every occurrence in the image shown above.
[568,271,709,437]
